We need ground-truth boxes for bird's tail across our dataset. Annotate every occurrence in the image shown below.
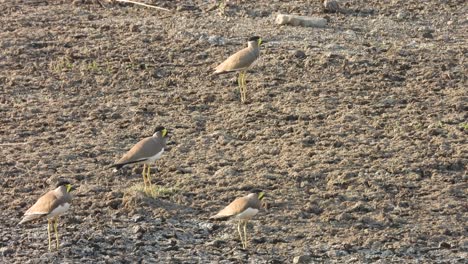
[109,164,123,170]
[209,214,230,220]
[18,214,43,225]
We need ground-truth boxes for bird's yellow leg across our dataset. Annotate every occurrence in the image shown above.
[237,73,243,101]
[147,165,155,195]
[54,217,59,250]
[242,72,247,101]
[240,71,245,103]
[142,164,148,190]
[244,221,248,249]
[237,221,244,248]
[47,219,52,251]
[241,71,248,103]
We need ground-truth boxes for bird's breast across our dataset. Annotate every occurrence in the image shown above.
[235,208,259,220]
[47,203,70,218]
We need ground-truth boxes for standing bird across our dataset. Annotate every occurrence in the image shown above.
[111,126,168,193]
[214,36,265,103]
[18,180,74,251]
[210,190,266,249]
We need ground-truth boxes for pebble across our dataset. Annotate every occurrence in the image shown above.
[396,11,408,20]
[1,247,14,257]
[439,242,451,249]
[343,30,357,39]
[323,0,340,13]
[132,215,145,222]
[292,50,307,59]
[207,35,225,46]
[293,255,312,263]
[198,222,214,231]
[422,32,433,39]
[132,225,144,234]
[327,249,348,257]
[206,239,224,248]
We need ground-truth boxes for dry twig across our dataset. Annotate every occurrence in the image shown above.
[115,0,170,11]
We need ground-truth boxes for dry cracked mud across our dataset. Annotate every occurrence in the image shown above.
[0,0,467,263]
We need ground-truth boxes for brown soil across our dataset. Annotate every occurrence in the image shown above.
[1,0,466,263]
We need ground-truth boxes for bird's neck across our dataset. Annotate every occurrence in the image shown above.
[247,42,258,49]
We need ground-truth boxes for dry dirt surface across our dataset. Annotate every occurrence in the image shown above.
[1,0,467,263]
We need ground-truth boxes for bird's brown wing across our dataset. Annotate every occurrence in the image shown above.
[19,191,60,224]
[210,196,252,219]
[215,48,258,73]
[115,137,163,166]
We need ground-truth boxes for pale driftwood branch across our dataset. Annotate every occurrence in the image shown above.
[115,0,171,11]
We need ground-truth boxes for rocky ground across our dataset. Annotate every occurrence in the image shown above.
[0,0,466,263]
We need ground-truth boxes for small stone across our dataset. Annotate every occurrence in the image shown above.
[327,249,348,257]
[323,0,340,13]
[106,199,122,210]
[207,35,225,46]
[406,247,416,254]
[460,239,468,250]
[132,215,145,222]
[1,247,14,257]
[439,242,451,249]
[293,50,307,59]
[207,239,224,248]
[132,225,144,234]
[110,113,122,119]
[422,32,433,39]
[199,222,215,231]
[130,24,140,32]
[343,30,356,39]
[396,12,408,20]
[293,255,312,264]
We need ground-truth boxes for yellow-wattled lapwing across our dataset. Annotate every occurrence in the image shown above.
[111,126,168,192]
[214,36,265,103]
[18,180,74,251]
[210,190,265,249]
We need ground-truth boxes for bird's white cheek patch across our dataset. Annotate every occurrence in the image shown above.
[236,208,259,220]
[48,203,70,217]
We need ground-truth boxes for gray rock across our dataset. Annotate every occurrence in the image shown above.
[293,255,312,263]
[198,222,214,231]
[1,247,14,257]
[206,239,224,248]
[275,14,327,28]
[396,11,408,20]
[132,215,145,222]
[207,35,225,46]
[132,225,144,234]
[327,249,348,257]
[292,50,307,59]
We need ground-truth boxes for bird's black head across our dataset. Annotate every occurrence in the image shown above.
[250,189,265,200]
[153,126,168,137]
[248,36,264,46]
[56,180,73,193]
[56,180,70,187]
[248,36,261,42]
